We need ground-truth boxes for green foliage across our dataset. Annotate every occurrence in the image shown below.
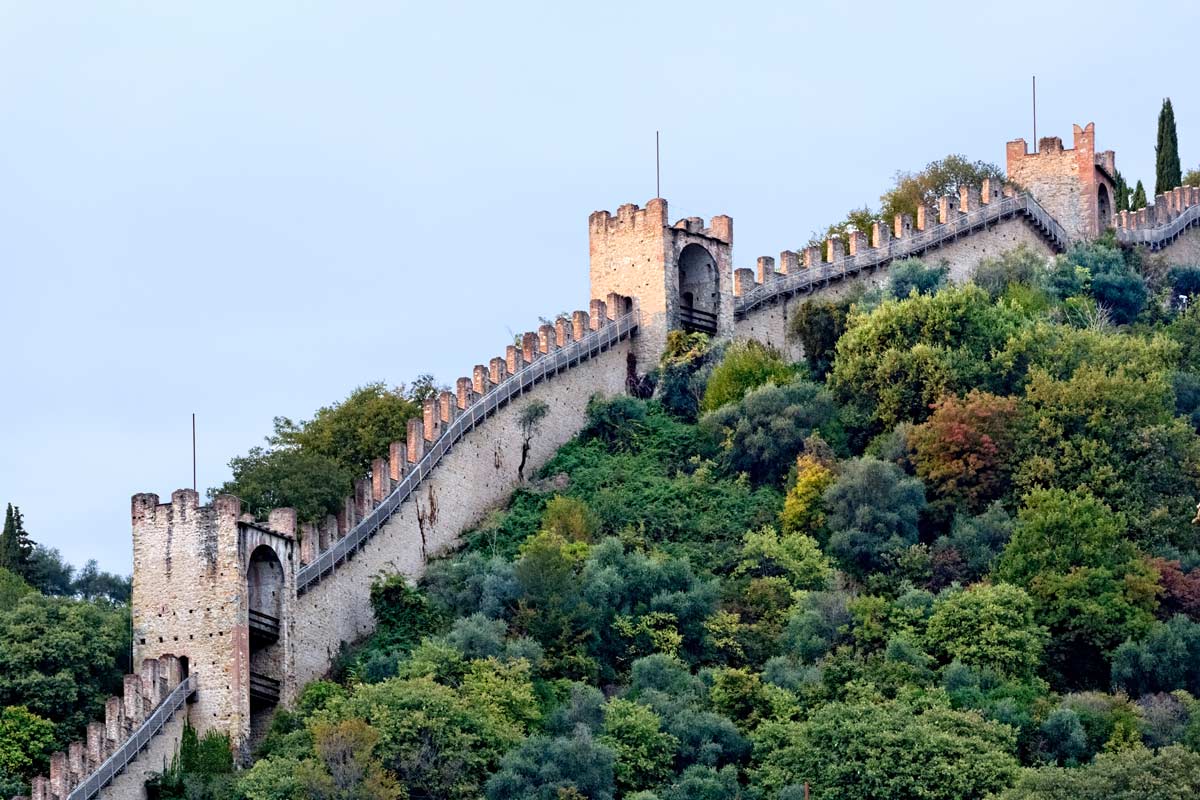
[1110,615,1200,696]
[0,705,55,785]
[788,299,848,379]
[829,284,1023,437]
[822,458,926,577]
[1064,240,1147,324]
[735,526,831,591]
[215,446,354,522]
[701,379,840,485]
[655,331,713,421]
[0,593,129,742]
[485,726,615,800]
[973,245,1047,300]
[888,258,948,299]
[0,505,32,579]
[751,697,1018,800]
[1131,180,1148,211]
[0,569,34,608]
[1156,98,1182,195]
[880,155,1006,224]
[924,583,1047,678]
[997,745,1200,800]
[700,340,794,413]
[600,698,678,794]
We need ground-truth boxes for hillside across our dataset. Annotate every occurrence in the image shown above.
[120,236,1200,800]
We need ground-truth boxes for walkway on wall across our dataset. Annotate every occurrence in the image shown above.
[295,305,641,595]
[1116,203,1200,251]
[734,193,1070,316]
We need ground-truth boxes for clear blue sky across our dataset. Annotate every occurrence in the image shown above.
[2,1,1198,574]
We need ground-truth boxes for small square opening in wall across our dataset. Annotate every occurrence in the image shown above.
[140,638,146,645]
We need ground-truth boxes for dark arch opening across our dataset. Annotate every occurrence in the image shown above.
[678,243,718,334]
[1098,183,1112,228]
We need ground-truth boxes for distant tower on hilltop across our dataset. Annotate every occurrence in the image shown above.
[589,198,733,363]
[1007,122,1117,240]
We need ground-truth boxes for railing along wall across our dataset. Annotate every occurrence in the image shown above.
[734,189,1070,316]
[294,296,640,594]
[16,662,194,800]
[1115,185,1200,250]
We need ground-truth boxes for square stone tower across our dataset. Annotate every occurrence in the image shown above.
[1007,122,1117,240]
[131,490,296,758]
[589,198,733,365]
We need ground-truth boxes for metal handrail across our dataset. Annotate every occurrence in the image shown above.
[1116,203,1200,249]
[65,675,195,800]
[295,306,641,594]
[734,193,1070,316]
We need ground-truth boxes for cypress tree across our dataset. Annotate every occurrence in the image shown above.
[0,503,33,576]
[1156,98,1182,195]
[1113,170,1130,212]
[1132,180,1148,210]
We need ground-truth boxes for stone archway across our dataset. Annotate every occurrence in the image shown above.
[1098,183,1112,229]
[678,243,718,334]
[246,545,284,721]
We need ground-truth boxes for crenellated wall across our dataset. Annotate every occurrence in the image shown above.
[22,656,190,800]
[49,123,1156,800]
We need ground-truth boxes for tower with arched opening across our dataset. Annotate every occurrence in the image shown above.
[589,198,733,364]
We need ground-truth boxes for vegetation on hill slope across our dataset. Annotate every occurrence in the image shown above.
[154,236,1200,800]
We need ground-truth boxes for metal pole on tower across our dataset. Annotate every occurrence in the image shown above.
[1032,75,1037,153]
[192,413,197,493]
[655,131,661,198]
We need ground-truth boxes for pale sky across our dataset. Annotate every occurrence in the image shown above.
[3,1,1199,574]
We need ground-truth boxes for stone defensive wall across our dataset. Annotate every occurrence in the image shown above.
[289,295,638,689]
[21,657,192,800]
[1116,184,1200,264]
[35,295,639,800]
[731,181,1070,357]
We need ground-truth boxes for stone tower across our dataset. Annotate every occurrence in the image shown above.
[1007,122,1117,240]
[589,198,733,364]
[131,490,297,758]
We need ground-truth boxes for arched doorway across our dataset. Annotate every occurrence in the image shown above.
[678,243,718,334]
[247,546,283,714]
[1097,184,1112,228]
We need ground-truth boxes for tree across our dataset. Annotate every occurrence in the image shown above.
[0,594,130,738]
[751,699,1018,800]
[700,340,794,413]
[309,720,404,800]
[734,526,831,591]
[1131,180,1148,210]
[779,453,835,538]
[599,699,678,795]
[0,705,56,785]
[829,285,1023,438]
[1112,169,1131,212]
[0,569,33,608]
[0,505,32,579]
[1156,98,1182,195]
[1110,615,1200,696]
[701,379,840,485]
[788,300,848,379]
[71,561,131,604]
[924,583,1047,679]
[485,726,615,800]
[880,155,1006,224]
[1185,166,1200,188]
[822,458,926,577]
[973,245,1047,300]
[997,745,1200,800]
[888,259,948,299]
[908,391,1020,518]
[997,488,1158,686]
[214,446,355,522]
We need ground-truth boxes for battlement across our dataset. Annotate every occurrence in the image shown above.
[295,292,634,582]
[1115,185,1200,230]
[24,656,190,800]
[589,199,732,244]
[1006,123,1116,239]
[733,183,1068,316]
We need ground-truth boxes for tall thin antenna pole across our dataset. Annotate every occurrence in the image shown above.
[1032,75,1037,152]
[192,413,197,492]
[655,131,661,198]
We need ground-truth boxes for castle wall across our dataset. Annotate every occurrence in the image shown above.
[96,708,186,800]
[290,339,633,686]
[131,493,250,748]
[733,217,1055,354]
[590,201,671,364]
[1157,226,1200,266]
